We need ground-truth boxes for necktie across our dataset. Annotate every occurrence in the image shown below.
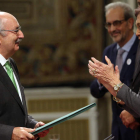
[4,61,18,91]
[116,48,125,72]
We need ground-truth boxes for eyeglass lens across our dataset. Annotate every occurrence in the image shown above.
[105,20,124,29]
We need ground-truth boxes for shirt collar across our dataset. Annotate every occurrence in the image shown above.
[0,54,9,66]
[117,34,136,52]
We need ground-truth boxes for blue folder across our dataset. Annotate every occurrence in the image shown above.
[31,103,96,135]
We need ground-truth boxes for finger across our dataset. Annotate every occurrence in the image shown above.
[130,122,140,129]
[129,124,134,130]
[88,64,97,72]
[24,128,35,133]
[89,69,93,75]
[105,56,112,65]
[129,123,138,130]
[38,129,50,137]
[37,122,45,127]
[89,69,97,77]
[91,57,103,66]
[22,128,35,139]
[26,133,34,139]
[39,121,45,125]
[88,61,99,71]
[115,65,119,73]
[88,60,97,68]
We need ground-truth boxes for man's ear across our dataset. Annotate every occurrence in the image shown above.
[127,18,134,29]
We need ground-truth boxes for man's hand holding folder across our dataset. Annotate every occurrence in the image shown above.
[31,103,96,137]
[34,121,53,138]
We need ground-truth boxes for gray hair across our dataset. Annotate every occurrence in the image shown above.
[105,2,135,20]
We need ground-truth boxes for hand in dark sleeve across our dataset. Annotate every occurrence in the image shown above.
[90,79,108,98]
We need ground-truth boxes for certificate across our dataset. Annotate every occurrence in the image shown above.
[31,103,96,135]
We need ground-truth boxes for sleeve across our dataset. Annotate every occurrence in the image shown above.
[90,79,108,98]
[26,116,40,140]
[117,84,140,117]
[0,124,14,140]
[26,115,38,128]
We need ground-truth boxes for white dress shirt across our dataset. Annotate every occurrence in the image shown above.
[0,54,22,102]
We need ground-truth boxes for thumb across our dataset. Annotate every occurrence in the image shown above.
[115,65,120,77]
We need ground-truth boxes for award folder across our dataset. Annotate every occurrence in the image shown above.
[31,103,96,135]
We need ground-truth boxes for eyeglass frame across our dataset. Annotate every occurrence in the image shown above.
[105,19,126,29]
[0,26,21,33]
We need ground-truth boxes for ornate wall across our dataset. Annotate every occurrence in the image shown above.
[0,0,103,87]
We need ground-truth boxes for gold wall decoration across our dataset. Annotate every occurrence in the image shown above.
[41,119,89,140]
[28,97,88,113]
[1,0,104,87]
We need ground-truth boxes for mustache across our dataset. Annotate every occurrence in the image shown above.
[111,30,120,35]
[15,38,22,43]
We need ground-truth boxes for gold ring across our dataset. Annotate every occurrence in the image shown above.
[92,69,96,74]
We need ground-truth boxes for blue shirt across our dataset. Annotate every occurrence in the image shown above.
[98,34,136,90]
[116,34,136,65]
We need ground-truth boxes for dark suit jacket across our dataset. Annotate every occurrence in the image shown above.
[117,41,140,140]
[0,58,37,140]
[90,37,139,140]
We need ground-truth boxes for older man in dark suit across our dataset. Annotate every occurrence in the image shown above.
[90,2,139,140]
[88,8,140,140]
[0,12,50,140]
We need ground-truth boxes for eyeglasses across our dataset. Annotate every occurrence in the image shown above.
[0,26,21,33]
[105,20,125,29]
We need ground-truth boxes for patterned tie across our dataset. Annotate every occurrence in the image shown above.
[116,48,125,72]
[4,61,18,91]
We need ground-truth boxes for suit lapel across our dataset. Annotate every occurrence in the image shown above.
[112,44,118,65]
[12,67,27,114]
[132,41,140,82]
[0,64,25,114]
[121,37,139,77]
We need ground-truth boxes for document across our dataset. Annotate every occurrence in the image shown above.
[31,103,96,135]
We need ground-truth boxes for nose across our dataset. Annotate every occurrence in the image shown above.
[18,30,24,38]
[109,24,116,32]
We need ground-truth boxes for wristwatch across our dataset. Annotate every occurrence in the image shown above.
[113,96,121,103]
[113,82,124,103]
[113,82,124,93]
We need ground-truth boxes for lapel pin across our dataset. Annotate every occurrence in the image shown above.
[127,58,131,65]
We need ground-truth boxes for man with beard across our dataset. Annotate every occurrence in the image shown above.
[90,2,139,140]
[0,11,51,140]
